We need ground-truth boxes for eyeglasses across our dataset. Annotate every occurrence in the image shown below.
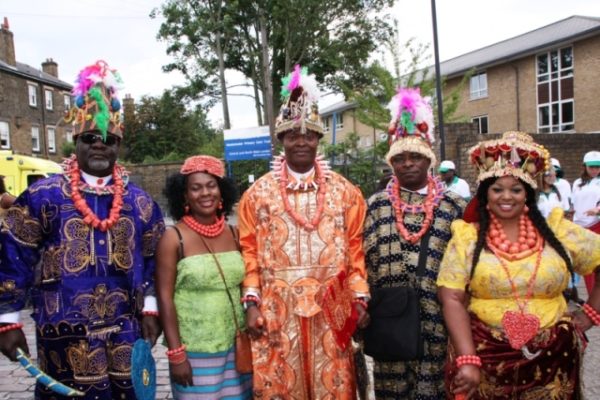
[78,133,120,146]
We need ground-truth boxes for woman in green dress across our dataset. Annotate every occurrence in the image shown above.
[156,155,252,399]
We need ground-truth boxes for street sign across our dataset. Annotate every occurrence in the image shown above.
[224,126,272,161]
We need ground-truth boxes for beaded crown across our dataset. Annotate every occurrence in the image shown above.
[275,65,323,140]
[64,60,124,139]
[468,131,550,189]
[385,87,436,167]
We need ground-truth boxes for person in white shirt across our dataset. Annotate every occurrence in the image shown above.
[571,150,600,295]
[551,158,572,213]
[537,168,570,218]
[438,160,471,200]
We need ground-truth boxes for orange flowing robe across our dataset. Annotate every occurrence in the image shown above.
[238,169,369,400]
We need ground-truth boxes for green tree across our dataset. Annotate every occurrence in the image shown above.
[154,0,395,139]
[123,90,215,163]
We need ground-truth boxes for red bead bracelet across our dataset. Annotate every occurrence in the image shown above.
[583,303,600,325]
[0,323,23,334]
[142,310,159,317]
[455,354,482,368]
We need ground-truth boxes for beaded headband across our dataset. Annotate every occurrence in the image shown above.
[275,65,324,140]
[385,87,436,167]
[468,131,550,189]
[180,155,225,178]
[64,60,124,140]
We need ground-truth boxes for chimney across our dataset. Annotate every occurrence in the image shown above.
[42,58,58,78]
[0,17,16,66]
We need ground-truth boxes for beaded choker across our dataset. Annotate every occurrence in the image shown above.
[385,175,444,244]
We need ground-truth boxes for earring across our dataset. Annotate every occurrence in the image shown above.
[523,205,529,213]
[218,200,223,211]
[184,204,190,214]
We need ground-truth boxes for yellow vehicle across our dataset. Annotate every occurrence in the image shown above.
[0,150,63,197]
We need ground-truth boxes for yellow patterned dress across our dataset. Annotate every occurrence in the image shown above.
[238,168,369,400]
[438,208,600,399]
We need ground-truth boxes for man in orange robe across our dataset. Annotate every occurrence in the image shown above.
[238,66,370,399]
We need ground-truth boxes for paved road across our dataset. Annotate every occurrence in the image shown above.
[0,277,598,399]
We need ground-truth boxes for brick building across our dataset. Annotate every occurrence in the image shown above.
[0,17,73,162]
[442,15,600,135]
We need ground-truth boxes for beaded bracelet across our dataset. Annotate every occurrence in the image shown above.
[352,298,368,310]
[241,294,261,307]
[142,310,159,317]
[582,303,600,325]
[455,354,482,368]
[0,323,24,334]
[167,351,188,365]
[166,344,186,356]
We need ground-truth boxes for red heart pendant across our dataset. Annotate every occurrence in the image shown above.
[501,311,540,350]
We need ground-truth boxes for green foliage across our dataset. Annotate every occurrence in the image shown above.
[123,90,216,163]
[61,141,76,158]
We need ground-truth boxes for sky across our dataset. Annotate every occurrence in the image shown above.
[2,0,599,129]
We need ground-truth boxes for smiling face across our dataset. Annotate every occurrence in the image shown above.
[75,130,120,177]
[281,129,320,173]
[390,151,431,191]
[184,172,221,224]
[486,175,527,222]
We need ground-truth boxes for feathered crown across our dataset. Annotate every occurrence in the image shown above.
[385,87,436,167]
[64,60,124,139]
[468,131,550,189]
[275,65,323,139]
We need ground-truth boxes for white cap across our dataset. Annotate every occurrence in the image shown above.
[551,158,561,169]
[583,151,600,166]
[438,160,456,172]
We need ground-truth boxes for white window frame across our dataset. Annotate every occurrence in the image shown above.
[45,88,53,110]
[335,113,344,130]
[472,115,489,134]
[536,46,574,133]
[323,117,330,132]
[31,126,41,152]
[64,94,71,110]
[65,129,73,143]
[470,72,488,100]
[0,121,10,149]
[28,83,38,107]
[47,127,56,153]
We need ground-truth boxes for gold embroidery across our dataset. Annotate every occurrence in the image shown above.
[108,343,133,375]
[2,206,42,247]
[135,195,153,224]
[110,217,134,270]
[41,246,64,281]
[72,284,129,320]
[66,340,108,382]
[63,218,91,273]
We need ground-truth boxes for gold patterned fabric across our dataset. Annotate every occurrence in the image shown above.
[239,170,368,399]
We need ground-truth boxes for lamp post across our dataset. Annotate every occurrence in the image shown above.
[431,0,445,160]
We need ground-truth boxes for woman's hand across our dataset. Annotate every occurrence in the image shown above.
[246,306,266,339]
[571,310,594,332]
[170,360,194,387]
[453,364,480,399]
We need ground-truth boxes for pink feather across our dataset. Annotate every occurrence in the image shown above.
[287,64,302,91]
[398,87,421,119]
[72,60,109,97]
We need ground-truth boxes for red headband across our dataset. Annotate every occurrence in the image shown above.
[180,155,225,178]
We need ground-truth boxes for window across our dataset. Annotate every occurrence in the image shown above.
[64,94,71,110]
[65,130,73,143]
[28,84,38,107]
[0,121,10,149]
[323,117,330,132]
[334,113,344,129]
[537,46,574,132]
[31,126,40,152]
[472,115,489,134]
[470,72,488,100]
[47,127,56,153]
[45,89,53,110]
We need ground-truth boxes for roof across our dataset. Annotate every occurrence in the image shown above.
[421,15,600,80]
[0,60,72,90]
[319,100,356,116]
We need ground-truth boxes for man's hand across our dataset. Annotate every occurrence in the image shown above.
[354,302,370,329]
[0,326,28,362]
[246,306,266,339]
[141,315,162,347]
[170,360,194,387]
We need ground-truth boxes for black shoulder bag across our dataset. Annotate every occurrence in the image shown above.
[363,229,431,361]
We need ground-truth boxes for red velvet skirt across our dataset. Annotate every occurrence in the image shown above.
[445,315,583,399]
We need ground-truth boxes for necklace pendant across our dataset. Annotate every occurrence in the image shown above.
[501,310,540,350]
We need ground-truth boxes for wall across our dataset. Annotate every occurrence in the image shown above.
[126,162,183,217]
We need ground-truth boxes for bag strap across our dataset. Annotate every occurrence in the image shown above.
[415,228,432,278]
[170,225,184,261]
[229,225,241,252]
[197,232,242,333]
